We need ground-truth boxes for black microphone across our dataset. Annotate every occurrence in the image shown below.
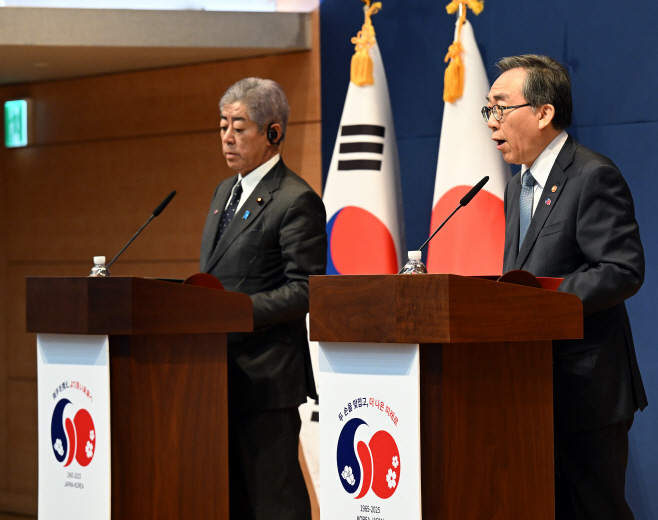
[418,175,489,252]
[152,190,176,216]
[459,176,489,207]
[398,176,489,274]
[107,190,177,269]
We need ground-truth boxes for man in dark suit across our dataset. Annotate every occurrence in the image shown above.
[200,77,326,520]
[483,55,647,519]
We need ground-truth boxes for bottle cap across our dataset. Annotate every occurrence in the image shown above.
[408,251,422,261]
[93,256,106,265]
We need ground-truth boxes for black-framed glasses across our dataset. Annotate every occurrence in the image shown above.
[481,103,531,122]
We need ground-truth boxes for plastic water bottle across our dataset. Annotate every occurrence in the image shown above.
[400,251,427,274]
[89,256,110,277]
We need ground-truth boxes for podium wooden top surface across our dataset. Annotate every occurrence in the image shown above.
[309,274,583,344]
[26,276,253,335]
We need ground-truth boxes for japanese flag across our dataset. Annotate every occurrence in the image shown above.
[427,20,510,275]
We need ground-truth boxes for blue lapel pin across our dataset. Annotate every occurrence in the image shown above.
[242,210,250,220]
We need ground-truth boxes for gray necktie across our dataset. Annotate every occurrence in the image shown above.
[519,171,536,251]
[216,180,243,243]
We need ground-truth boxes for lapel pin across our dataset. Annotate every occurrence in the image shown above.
[545,198,552,206]
[214,209,219,215]
[551,185,557,192]
[242,210,250,220]
[256,197,263,205]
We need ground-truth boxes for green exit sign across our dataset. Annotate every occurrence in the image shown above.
[5,99,30,148]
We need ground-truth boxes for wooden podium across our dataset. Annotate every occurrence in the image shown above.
[26,276,253,520]
[310,274,583,520]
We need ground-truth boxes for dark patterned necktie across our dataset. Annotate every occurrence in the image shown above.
[519,171,536,251]
[216,180,242,243]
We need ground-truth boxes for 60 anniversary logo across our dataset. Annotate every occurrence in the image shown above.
[50,398,96,467]
[336,418,401,499]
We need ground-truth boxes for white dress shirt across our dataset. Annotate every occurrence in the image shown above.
[224,154,281,212]
[521,131,568,215]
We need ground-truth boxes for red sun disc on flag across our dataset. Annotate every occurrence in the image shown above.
[427,186,505,276]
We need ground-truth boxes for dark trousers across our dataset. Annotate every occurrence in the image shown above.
[555,417,635,520]
[229,406,311,520]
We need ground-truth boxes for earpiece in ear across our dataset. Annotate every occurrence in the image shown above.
[267,123,279,145]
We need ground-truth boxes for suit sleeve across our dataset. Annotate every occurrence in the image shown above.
[250,188,327,329]
[558,163,644,316]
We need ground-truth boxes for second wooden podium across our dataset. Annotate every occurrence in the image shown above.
[310,274,582,520]
[27,276,252,520]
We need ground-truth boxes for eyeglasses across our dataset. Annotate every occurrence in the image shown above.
[481,103,531,122]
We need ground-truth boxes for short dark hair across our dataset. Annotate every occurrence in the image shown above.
[496,55,572,131]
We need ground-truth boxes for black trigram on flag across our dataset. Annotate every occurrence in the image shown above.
[337,124,386,171]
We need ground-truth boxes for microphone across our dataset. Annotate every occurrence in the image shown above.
[152,190,176,216]
[398,176,489,274]
[106,191,177,269]
[417,176,489,252]
[459,176,489,207]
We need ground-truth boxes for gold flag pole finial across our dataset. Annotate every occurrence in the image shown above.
[350,0,382,86]
[443,1,484,102]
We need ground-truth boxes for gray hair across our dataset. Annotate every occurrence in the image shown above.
[219,77,290,138]
[496,55,572,131]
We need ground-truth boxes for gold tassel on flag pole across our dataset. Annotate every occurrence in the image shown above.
[443,0,484,102]
[351,0,382,86]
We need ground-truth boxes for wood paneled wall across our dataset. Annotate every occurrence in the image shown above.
[0,11,322,516]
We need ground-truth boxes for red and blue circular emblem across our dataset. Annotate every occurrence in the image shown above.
[336,418,401,499]
[50,398,96,467]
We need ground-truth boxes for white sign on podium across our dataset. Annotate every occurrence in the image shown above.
[319,342,421,520]
[37,334,111,520]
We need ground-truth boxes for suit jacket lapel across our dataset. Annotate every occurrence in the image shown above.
[515,135,576,269]
[204,162,284,273]
[200,175,237,271]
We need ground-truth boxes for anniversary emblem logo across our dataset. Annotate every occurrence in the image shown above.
[336,397,401,502]
[50,381,96,470]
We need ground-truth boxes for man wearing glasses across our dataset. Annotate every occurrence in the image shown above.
[483,55,647,520]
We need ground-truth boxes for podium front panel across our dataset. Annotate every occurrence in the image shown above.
[319,342,422,520]
[37,334,112,520]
